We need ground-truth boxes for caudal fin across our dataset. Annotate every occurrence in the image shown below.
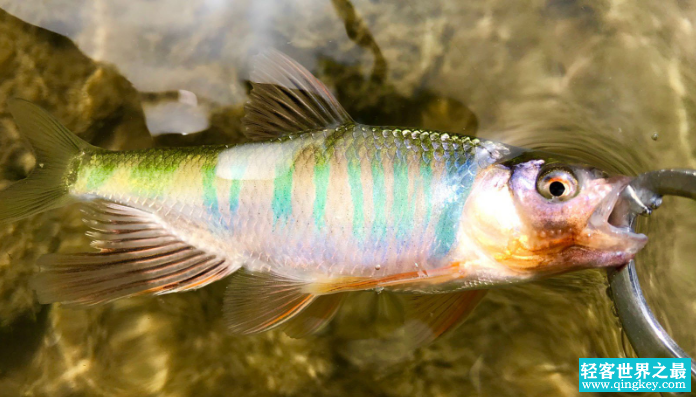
[0,99,92,223]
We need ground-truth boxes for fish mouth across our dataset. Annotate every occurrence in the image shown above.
[583,176,648,254]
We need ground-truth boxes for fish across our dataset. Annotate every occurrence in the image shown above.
[0,51,647,346]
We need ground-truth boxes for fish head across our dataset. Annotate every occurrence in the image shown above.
[462,159,647,277]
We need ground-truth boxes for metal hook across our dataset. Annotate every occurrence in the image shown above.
[608,169,696,385]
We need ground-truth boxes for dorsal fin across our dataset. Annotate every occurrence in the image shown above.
[243,50,353,140]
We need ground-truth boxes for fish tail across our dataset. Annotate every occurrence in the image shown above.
[0,99,93,223]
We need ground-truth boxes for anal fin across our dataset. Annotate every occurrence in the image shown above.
[31,200,232,305]
[402,290,487,348]
[224,269,317,334]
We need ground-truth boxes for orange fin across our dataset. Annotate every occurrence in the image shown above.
[401,290,487,347]
[31,201,232,305]
[224,270,316,334]
[282,293,345,338]
[243,50,353,140]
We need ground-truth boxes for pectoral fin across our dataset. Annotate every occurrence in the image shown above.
[401,290,487,347]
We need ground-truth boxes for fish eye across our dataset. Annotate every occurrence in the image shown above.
[536,167,578,201]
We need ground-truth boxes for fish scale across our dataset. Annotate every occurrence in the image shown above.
[69,124,496,279]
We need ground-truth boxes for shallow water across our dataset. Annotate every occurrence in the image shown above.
[0,1,695,396]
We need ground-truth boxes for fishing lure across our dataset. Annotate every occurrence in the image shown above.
[0,51,646,346]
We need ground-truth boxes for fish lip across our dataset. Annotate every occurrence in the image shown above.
[586,176,648,253]
[592,176,631,222]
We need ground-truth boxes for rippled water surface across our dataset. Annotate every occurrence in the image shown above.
[0,1,695,396]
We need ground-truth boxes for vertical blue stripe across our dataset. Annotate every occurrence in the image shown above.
[202,165,220,222]
[370,151,387,243]
[347,154,364,239]
[229,180,241,213]
[393,150,412,239]
[313,157,330,230]
[272,163,294,226]
[431,152,472,257]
